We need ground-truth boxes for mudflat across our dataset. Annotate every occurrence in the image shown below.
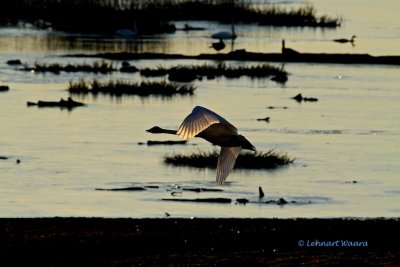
[1,218,399,266]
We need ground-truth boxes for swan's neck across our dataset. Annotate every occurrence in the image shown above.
[156,128,177,135]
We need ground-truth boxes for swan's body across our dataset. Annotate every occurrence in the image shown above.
[333,35,356,43]
[146,106,256,185]
[211,24,237,40]
[210,38,225,51]
[281,39,299,55]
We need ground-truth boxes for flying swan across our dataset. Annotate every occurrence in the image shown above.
[146,106,256,185]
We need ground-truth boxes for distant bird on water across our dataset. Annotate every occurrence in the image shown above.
[146,106,256,185]
[211,23,237,40]
[333,35,356,43]
[281,39,300,55]
[210,38,225,51]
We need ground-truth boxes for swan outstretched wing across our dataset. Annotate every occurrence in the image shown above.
[216,147,241,185]
[177,106,237,140]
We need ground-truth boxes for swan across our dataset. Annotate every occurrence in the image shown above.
[115,19,138,38]
[281,39,300,55]
[210,38,225,51]
[115,28,138,37]
[211,23,237,40]
[333,35,356,43]
[146,106,256,185]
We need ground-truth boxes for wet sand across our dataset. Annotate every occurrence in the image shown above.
[1,218,399,266]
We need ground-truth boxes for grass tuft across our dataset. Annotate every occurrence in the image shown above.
[141,63,287,80]
[164,150,294,169]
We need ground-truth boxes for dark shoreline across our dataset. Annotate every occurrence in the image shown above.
[65,51,400,66]
[1,217,399,266]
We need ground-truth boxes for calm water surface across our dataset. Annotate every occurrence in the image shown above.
[0,0,399,218]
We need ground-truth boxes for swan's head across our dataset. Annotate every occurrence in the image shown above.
[245,144,257,152]
[239,135,257,152]
[146,126,163,133]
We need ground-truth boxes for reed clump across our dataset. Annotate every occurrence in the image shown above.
[164,150,294,169]
[254,5,340,27]
[68,78,195,96]
[141,63,288,80]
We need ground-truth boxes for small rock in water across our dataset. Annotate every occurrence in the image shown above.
[0,85,10,92]
[236,198,249,205]
[277,198,288,205]
[6,59,22,65]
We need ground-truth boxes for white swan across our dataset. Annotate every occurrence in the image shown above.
[211,23,237,40]
[146,106,256,185]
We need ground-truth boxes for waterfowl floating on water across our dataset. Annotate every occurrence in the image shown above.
[281,39,300,55]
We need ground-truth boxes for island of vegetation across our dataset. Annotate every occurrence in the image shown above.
[68,78,195,97]
[0,1,341,35]
[164,150,294,169]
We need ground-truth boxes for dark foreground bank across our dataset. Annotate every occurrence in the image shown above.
[1,218,399,266]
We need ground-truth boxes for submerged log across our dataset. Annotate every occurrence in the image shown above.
[292,93,318,102]
[95,187,146,191]
[162,198,231,203]
[182,188,224,193]
[0,85,10,92]
[27,97,85,109]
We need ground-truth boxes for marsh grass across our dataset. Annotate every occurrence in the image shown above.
[22,62,286,81]
[1,0,340,33]
[254,5,341,27]
[164,150,294,169]
[26,61,116,74]
[68,78,195,96]
[141,63,288,80]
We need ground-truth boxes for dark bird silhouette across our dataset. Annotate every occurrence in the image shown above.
[259,186,265,199]
[333,35,356,43]
[210,38,226,51]
[146,106,256,185]
[282,39,300,55]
